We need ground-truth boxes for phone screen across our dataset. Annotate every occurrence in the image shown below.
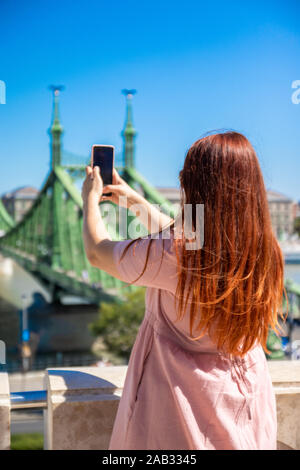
[92,146,114,195]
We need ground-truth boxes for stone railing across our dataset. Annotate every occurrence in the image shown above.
[44,366,127,450]
[0,372,10,450]
[1,361,300,450]
[268,361,300,450]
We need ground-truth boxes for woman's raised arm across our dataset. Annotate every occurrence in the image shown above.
[101,167,174,234]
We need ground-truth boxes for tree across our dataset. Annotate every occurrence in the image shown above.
[89,287,146,362]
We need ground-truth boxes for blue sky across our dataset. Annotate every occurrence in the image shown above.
[0,0,299,200]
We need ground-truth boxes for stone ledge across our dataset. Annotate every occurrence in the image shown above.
[43,361,300,450]
[44,366,128,450]
[268,361,300,450]
[268,361,300,388]
[1,361,299,450]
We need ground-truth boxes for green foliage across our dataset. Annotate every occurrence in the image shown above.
[89,287,146,361]
[11,433,43,450]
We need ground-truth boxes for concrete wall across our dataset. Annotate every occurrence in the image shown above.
[268,361,300,450]
[43,362,300,450]
[43,366,127,450]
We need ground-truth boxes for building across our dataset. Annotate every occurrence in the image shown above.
[1,186,39,223]
[156,186,297,239]
[292,200,300,219]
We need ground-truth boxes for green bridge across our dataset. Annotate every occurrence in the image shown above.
[0,87,299,360]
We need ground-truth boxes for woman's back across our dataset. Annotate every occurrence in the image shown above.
[108,230,277,450]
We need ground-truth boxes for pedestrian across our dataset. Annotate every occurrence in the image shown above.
[81,131,286,450]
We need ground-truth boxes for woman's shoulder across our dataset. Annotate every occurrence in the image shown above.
[113,227,179,293]
[134,227,179,265]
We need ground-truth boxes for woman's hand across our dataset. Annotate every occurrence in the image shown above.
[81,165,103,204]
[100,168,142,208]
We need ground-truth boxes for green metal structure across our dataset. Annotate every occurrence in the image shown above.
[0,88,177,303]
[121,89,137,171]
[0,199,15,234]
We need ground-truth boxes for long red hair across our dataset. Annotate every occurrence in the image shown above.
[121,131,287,357]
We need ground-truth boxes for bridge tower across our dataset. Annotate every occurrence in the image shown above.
[121,89,137,169]
[48,85,64,169]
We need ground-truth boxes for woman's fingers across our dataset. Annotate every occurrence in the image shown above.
[102,184,123,194]
[112,168,126,185]
[93,165,102,179]
[113,167,120,178]
[102,184,113,193]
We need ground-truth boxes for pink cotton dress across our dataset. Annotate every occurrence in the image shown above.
[108,231,277,450]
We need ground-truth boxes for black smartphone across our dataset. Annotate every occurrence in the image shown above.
[91,145,114,197]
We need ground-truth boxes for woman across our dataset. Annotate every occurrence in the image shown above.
[81,131,286,450]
